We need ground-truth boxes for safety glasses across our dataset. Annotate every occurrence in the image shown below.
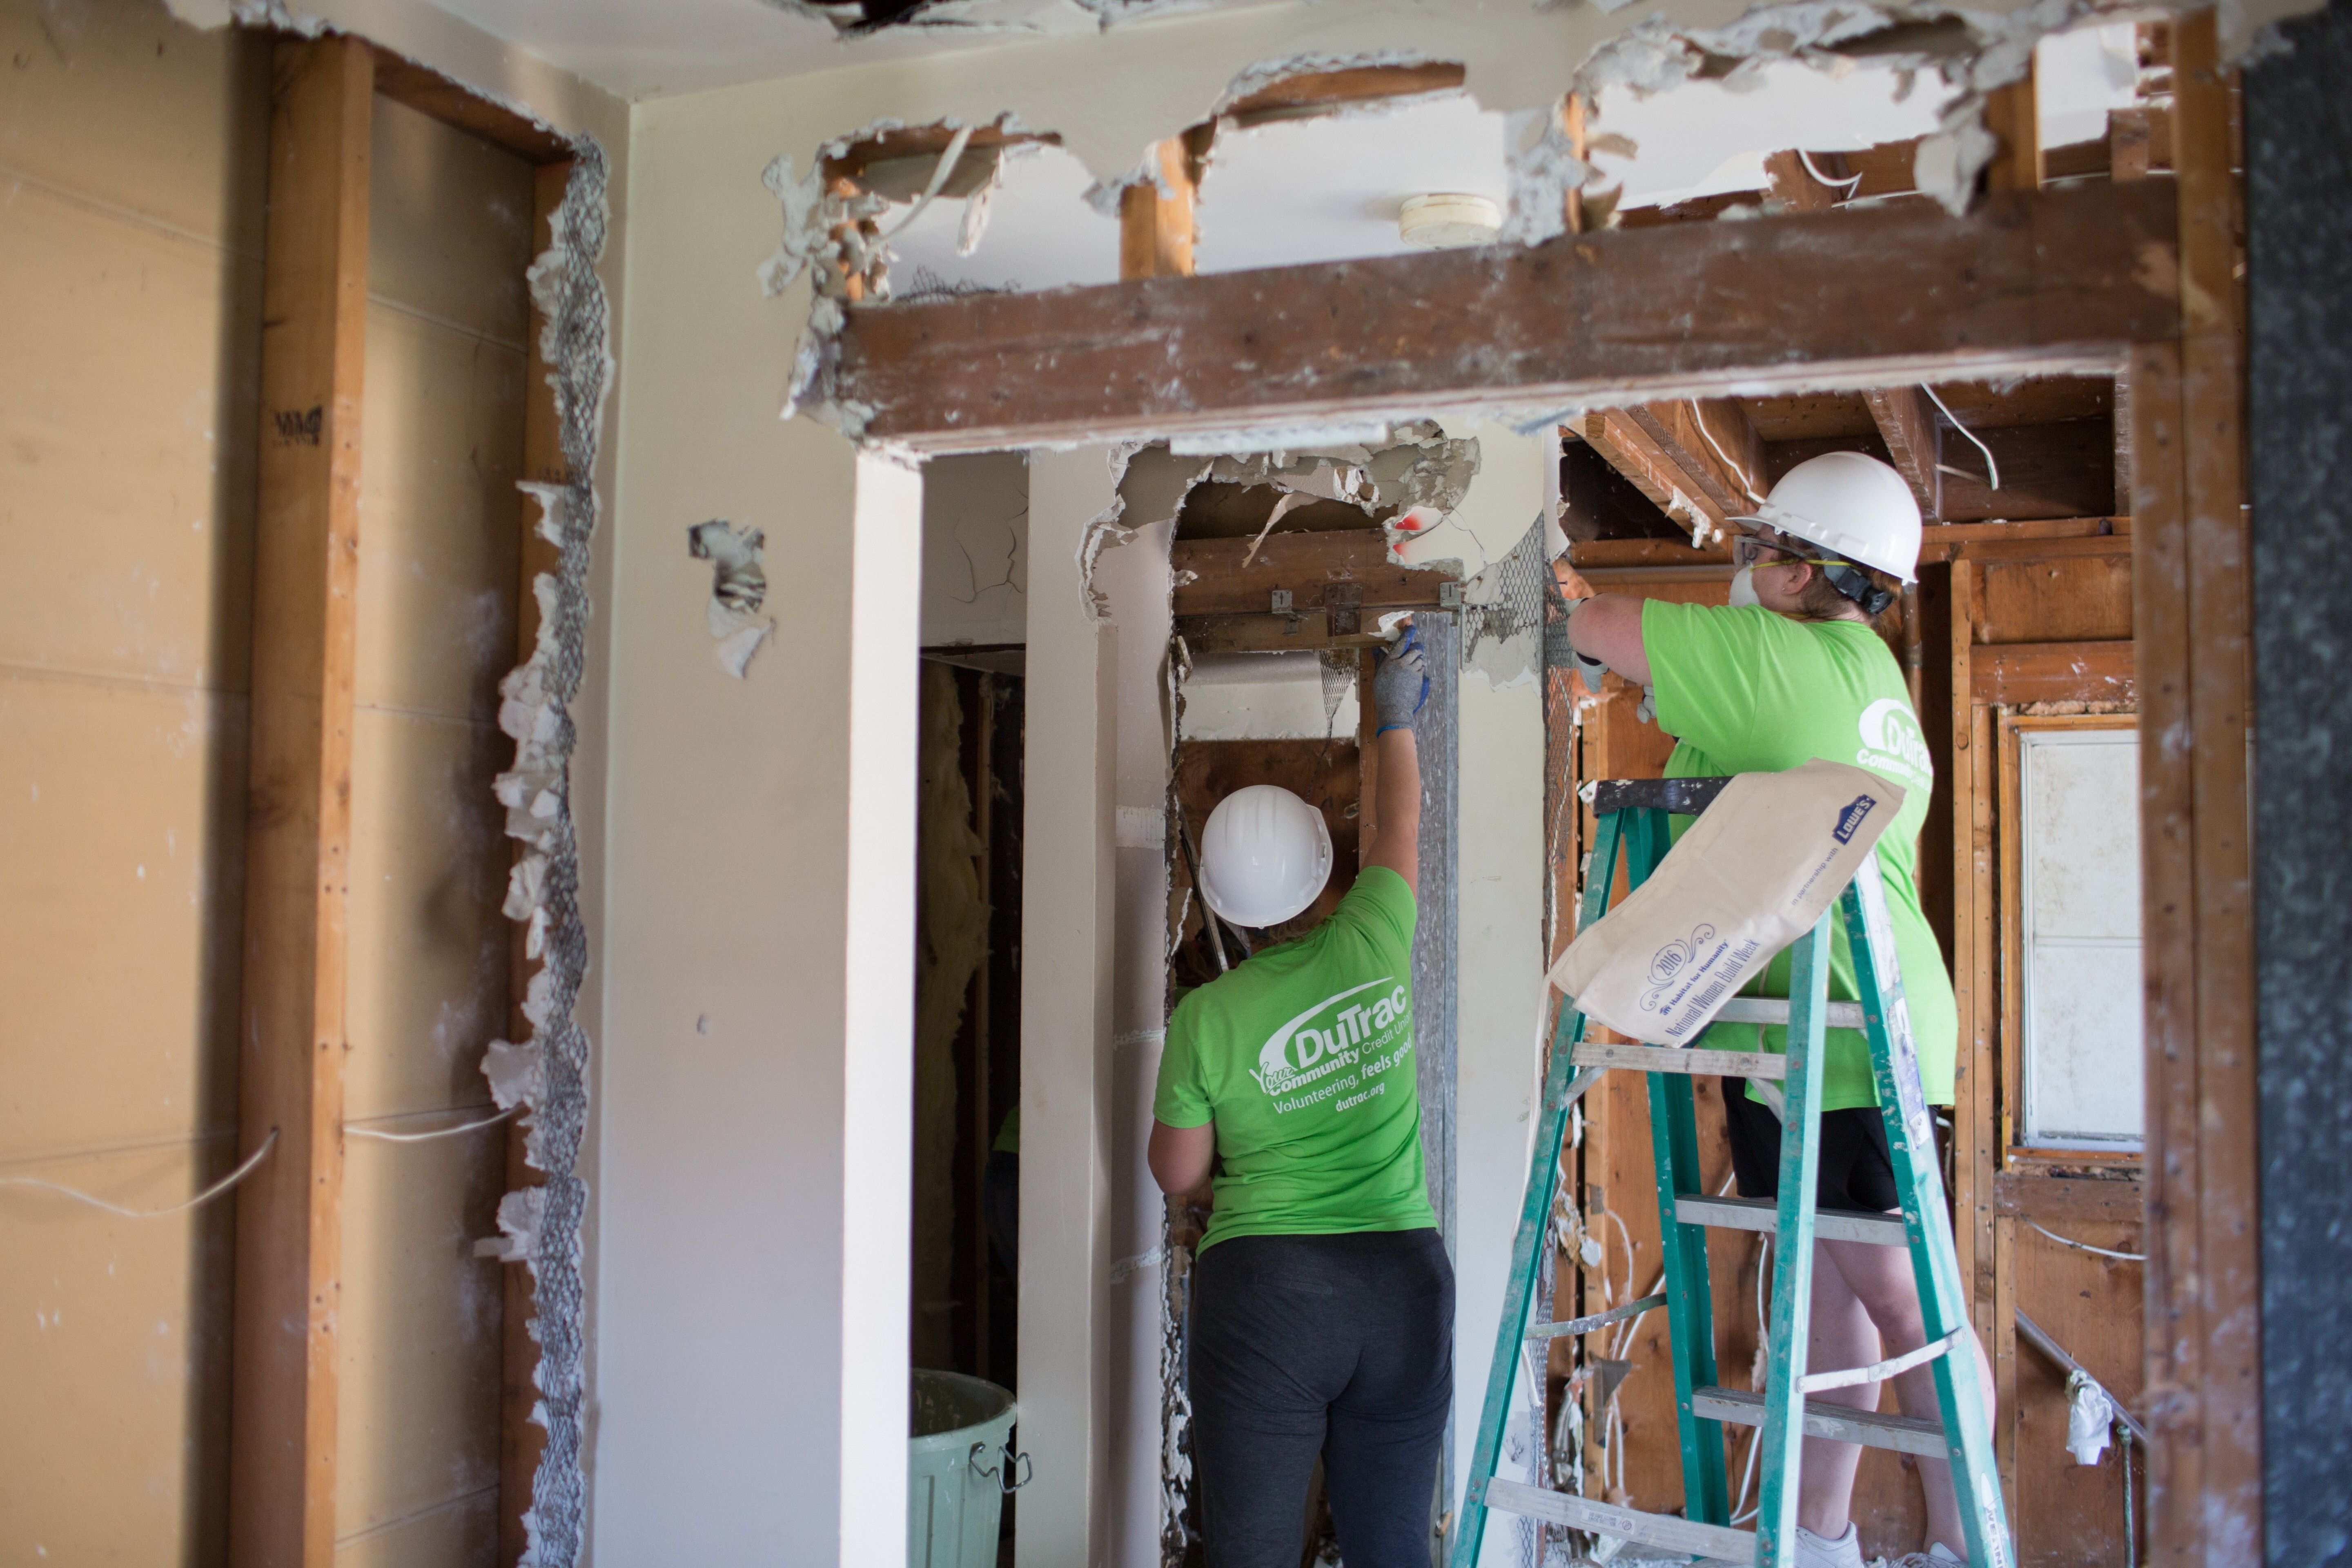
[1729,528,1840,572]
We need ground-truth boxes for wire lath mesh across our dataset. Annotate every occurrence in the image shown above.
[1461,519,1555,678]
[507,138,613,1568]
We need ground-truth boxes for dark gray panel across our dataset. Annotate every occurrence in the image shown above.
[2247,4,2352,1561]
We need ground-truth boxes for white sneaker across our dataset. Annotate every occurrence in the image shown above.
[1795,1523,1864,1568]
[1886,1546,1967,1568]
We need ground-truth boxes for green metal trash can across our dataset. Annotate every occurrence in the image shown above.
[909,1370,1028,1568]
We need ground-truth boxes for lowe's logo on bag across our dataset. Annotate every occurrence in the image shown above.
[1833,794,1878,844]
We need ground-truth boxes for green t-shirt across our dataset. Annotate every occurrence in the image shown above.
[1641,601,1958,1111]
[1153,866,1436,1252]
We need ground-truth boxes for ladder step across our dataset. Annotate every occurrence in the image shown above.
[1676,1194,1909,1247]
[1572,1040,1787,1080]
[1693,1386,1949,1459]
[1480,1477,1755,1564]
[1712,996,1868,1030]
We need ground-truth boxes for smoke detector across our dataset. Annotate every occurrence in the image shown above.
[1398,193,1502,249]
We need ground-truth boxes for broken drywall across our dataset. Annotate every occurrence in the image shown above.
[474,139,615,1568]
[687,520,776,677]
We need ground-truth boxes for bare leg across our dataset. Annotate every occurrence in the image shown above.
[1821,1227,1996,1556]
[1795,1244,1882,1538]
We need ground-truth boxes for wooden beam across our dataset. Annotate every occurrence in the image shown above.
[372,47,572,165]
[1950,562,1998,1355]
[1993,1173,2145,1225]
[1983,65,2044,193]
[498,156,570,1568]
[1763,148,1846,210]
[1168,528,1455,618]
[1625,400,1768,519]
[1566,538,1732,568]
[836,180,2181,452]
[231,34,373,1568]
[1120,136,1198,281]
[1969,640,2136,706]
[1863,385,1943,519]
[1221,61,1465,122]
[2138,11,2261,1559]
[1917,517,2128,562]
[1576,409,1716,534]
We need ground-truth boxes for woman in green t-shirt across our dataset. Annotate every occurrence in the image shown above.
[1558,452,1990,1568]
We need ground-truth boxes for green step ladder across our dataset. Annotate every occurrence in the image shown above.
[1450,776,2012,1568]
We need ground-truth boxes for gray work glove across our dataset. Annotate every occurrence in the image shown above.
[1372,622,1430,733]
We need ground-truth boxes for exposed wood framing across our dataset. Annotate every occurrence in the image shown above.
[230,34,374,1568]
[1983,66,2044,194]
[497,156,571,1568]
[372,47,572,165]
[837,182,2180,452]
[1863,385,1943,519]
[1969,640,2136,706]
[2135,12,2260,1560]
[1919,517,2129,562]
[1763,147,1846,210]
[1221,61,1465,122]
[1168,529,1456,618]
[1949,562,1998,1355]
[1120,136,1201,281]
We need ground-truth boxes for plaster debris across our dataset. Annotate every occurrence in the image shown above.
[482,1038,546,1114]
[688,521,776,678]
[475,1186,547,1265]
[756,154,831,300]
[1500,105,1592,247]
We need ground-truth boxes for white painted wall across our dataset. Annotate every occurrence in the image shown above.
[1018,448,1120,1566]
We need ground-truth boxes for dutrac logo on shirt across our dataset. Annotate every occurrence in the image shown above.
[1856,697,1932,791]
[1248,976,1412,1114]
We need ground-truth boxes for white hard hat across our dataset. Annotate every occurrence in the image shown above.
[1733,450,1922,584]
[1198,785,1332,929]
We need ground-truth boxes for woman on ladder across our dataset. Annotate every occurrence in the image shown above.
[1557,451,1991,1568]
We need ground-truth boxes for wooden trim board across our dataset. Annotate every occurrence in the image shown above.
[230,34,374,1568]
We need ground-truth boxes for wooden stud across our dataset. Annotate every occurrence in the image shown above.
[2140,12,2261,1559]
[371,47,572,166]
[495,156,572,1568]
[839,182,2182,452]
[1948,561,1999,1350]
[1220,62,1466,122]
[1120,137,1197,281]
[229,34,374,1568]
[1561,92,1589,236]
[1168,529,1457,617]
[1969,640,2137,706]
[1983,64,2043,194]
[1863,386,1943,519]
[1762,148,1846,211]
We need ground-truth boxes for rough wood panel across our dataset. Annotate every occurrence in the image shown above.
[2012,1221,2149,1567]
[231,34,374,1568]
[1566,539,1732,568]
[837,183,2183,451]
[1969,642,2136,707]
[1993,1174,2144,1224]
[1918,519,2127,564]
[1983,69,2044,193]
[1623,400,1770,519]
[1934,416,2118,523]
[1976,554,2135,646]
[1579,408,1721,531]
[1168,528,1455,617]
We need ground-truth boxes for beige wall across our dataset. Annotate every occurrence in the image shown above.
[0,3,268,1557]
[333,94,534,1565]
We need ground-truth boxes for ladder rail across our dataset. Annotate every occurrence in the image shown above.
[1843,858,2014,1568]
[1448,813,1624,1568]
[1754,911,1834,1564]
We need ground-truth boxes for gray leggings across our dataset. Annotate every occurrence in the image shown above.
[1187,1229,1454,1568]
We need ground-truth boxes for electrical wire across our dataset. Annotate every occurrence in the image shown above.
[1920,383,2002,492]
[0,1129,277,1219]
[2028,1221,2145,1262]
[1797,149,1866,196]
[345,1105,519,1145]
[1694,409,1766,508]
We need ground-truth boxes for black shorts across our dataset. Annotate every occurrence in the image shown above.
[1721,1077,1899,1215]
